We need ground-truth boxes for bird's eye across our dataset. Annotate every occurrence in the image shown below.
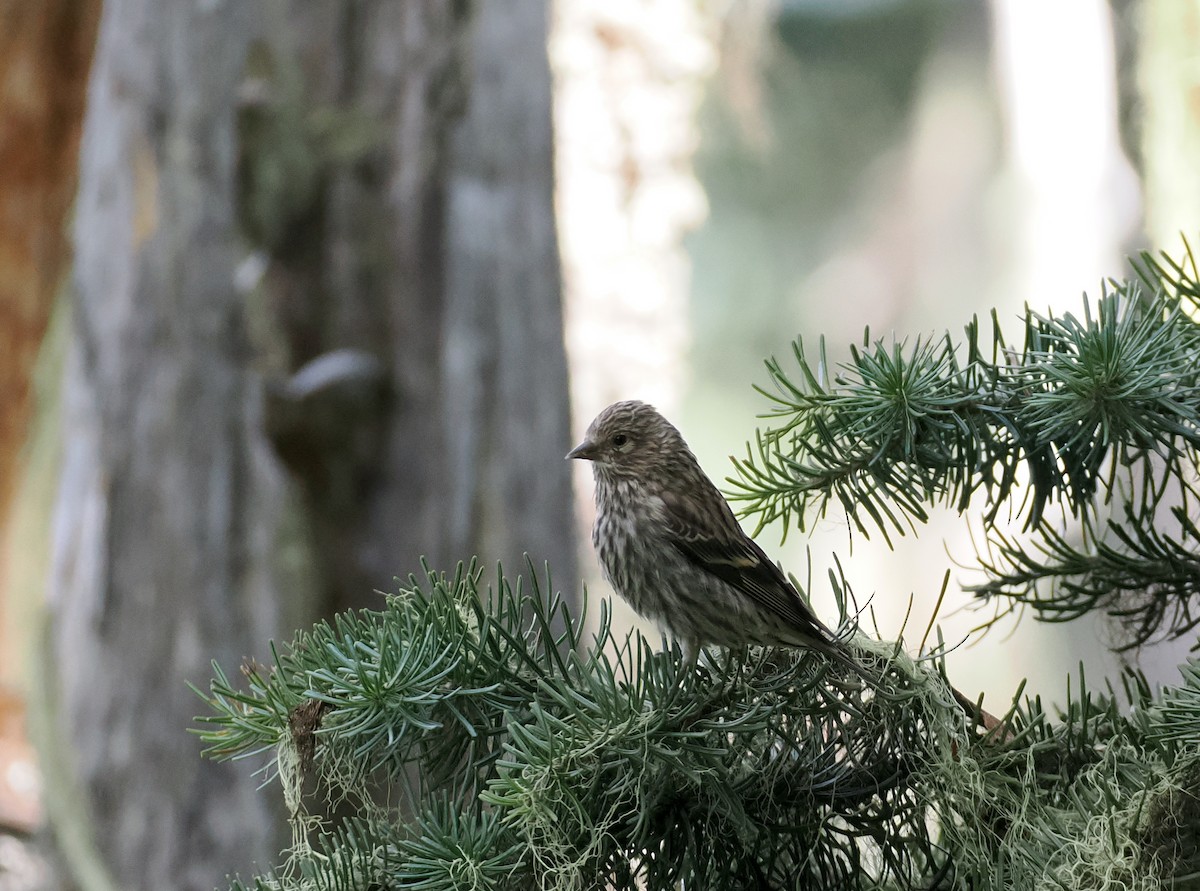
[612,433,629,448]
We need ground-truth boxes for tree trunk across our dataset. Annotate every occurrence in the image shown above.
[441,0,574,587]
[50,1,574,888]
[0,0,100,681]
[254,0,576,611]
[51,2,294,888]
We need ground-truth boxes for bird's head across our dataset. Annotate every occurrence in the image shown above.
[566,400,690,480]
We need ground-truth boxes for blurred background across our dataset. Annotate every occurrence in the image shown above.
[0,0,1197,888]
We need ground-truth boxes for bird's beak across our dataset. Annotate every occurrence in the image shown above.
[566,439,596,461]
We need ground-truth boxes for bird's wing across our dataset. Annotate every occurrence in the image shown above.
[658,488,831,640]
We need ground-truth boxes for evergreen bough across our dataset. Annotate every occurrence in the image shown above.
[199,240,1200,890]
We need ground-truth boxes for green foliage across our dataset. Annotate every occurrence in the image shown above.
[201,240,1200,890]
[202,562,956,889]
[733,239,1200,649]
[199,560,1200,891]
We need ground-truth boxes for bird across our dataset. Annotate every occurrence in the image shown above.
[567,399,858,674]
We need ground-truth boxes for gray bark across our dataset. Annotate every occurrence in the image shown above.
[257,0,576,611]
[52,2,290,888]
[51,0,575,888]
[442,0,574,584]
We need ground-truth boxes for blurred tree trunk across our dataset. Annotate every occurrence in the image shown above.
[49,1,574,889]
[51,3,293,889]
[264,0,576,612]
[0,0,99,683]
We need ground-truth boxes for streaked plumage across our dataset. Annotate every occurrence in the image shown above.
[568,400,850,667]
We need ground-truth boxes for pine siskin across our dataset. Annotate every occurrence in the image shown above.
[568,399,855,671]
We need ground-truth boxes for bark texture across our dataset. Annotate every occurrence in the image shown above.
[441,0,575,587]
[51,1,574,888]
[256,0,577,611]
[53,3,290,887]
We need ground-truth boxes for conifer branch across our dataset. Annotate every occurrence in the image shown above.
[199,239,1200,890]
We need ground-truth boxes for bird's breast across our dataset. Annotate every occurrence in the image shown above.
[592,479,664,612]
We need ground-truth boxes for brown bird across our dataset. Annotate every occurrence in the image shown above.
[569,400,1011,738]
[567,399,856,672]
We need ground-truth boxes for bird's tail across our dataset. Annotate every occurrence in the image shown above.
[797,622,882,685]
[812,631,1011,739]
